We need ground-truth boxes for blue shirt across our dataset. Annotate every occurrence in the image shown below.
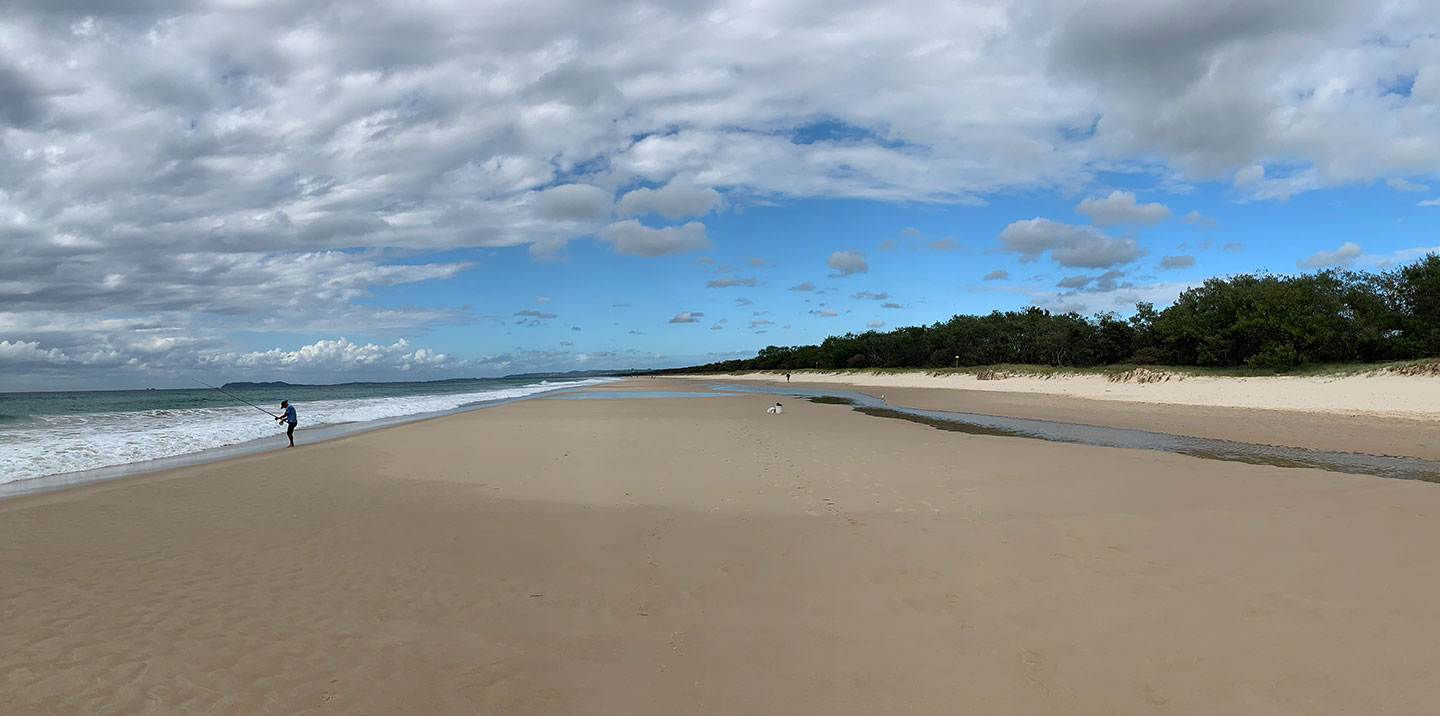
[283,405,297,424]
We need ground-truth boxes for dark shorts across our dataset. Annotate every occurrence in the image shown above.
[286,421,296,436]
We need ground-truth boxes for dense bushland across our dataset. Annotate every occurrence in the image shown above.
[680,254,1440,372]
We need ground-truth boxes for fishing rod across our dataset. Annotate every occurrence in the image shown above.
[196,380,280,419]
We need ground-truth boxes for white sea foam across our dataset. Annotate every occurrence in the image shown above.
[0,379,609,483]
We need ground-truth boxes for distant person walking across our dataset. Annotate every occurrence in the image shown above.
[785,372,791,382]
[275,400,297,447]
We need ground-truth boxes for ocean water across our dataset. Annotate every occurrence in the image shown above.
[0,377,611,485]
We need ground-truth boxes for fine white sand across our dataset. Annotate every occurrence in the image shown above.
[5,378,1440,714]
[714,369,1440,419]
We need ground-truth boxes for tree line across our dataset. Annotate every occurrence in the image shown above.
[675,254,1440,373]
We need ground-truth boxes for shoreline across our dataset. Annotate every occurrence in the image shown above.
[0,380,614,500]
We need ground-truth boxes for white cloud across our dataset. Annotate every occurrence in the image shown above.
[1182,210,1218,227]
[529,184,612,221]
[1234,165,1266,187]
[616,174,722,219]
[0,340,69,365]
[1356,245,1440,269]
[1298,242,1363,269]
[227,338,451,372]
[1157,254,1196,270]
[854,291,890,300]
[4,0,1440,386]
[1387,178,1429,193]
[929,237,961,250]
[826,250,869,277]
[668,311,704,323]
[1420,198,1440,207]
[866,320,886,328]
[598,220,711,256]
[535,296,552,302]
[1076,190,1171,227]
[997,218,1147,268]
[788,282,816,291]
[706,276,758,288]
[982,269,1009,281]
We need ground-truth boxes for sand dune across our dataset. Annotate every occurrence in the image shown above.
[4,378,1440,714]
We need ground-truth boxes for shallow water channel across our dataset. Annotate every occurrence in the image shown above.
[709,383,1440,483]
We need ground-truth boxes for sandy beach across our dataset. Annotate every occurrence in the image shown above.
[5,377,1440,714]
[705,371,1440,459]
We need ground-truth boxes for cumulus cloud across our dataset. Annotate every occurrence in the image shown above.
[748,318,774,328]
[866,320,886,328]
[735,297,753,305]
[0,340,69,365]
[1048,1,1439,183]
[826,251,869,277]
[668,311,704,323]
[809,309,838,317]
[535,296,552,302]
[929,237,961,250]
[514,310,558,319]
[788,282,816,292]
[1157,254,1197,270]
[529,184,612,221]
[1298,242,1363,269]
[1420,198,1440,207]
[706,276,759,288]
[877,238,898,250]
[996,218,1147,268]
[227,338,453,373]
[1182,210,1219,227]
[1056,275,1094,289]
[881,302,903,309]
[982,269,1010,281]
[598,220,711,256]
[616,174,722,219]
[1223,242,1246,252]
[1076,191,1171,227]
[4,0,1437,386]
[710,323,723,330]
[853,291,890,300]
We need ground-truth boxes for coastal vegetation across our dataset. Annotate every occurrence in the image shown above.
[680,254,1440,373]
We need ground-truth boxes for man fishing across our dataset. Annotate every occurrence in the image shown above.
[274,400,298,447]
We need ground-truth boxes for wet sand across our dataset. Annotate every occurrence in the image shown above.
[706,376,1439,459]
[4,378,1440,714]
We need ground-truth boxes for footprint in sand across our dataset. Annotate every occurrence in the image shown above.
[1018,648,1048,692]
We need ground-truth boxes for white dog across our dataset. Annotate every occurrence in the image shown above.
[766,402,783,414]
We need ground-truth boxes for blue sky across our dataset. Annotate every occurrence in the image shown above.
[1,0,1437,390]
